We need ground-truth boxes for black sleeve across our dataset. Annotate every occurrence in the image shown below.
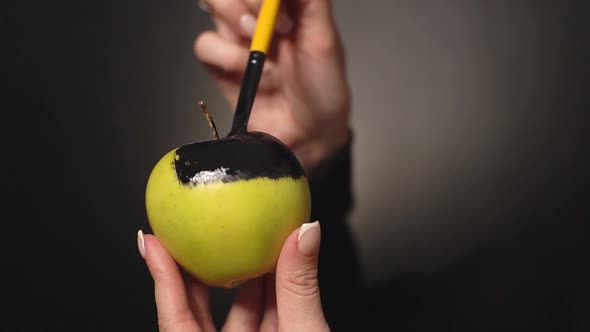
[308,134,354,223]
[306,134,365,331]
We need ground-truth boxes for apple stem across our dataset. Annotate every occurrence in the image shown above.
[198,100,219,140]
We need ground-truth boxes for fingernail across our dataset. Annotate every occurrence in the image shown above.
[275,11,293,34]
[298,221,321,257]
[197,0,209,13]
[240,14,257,38]
[137,230,145,259]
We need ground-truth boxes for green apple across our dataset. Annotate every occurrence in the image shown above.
[145,131,311,288]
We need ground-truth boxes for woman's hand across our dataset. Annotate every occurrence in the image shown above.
[138,221,330,331]
[195,0,351,172]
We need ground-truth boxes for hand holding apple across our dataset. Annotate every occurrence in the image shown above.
[137,221,329,331]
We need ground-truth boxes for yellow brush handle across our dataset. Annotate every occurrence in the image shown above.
[250,0,281,53]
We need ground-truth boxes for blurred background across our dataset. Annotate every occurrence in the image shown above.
[6,0,587,331]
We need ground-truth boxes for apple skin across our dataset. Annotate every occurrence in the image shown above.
[145,132,311,288]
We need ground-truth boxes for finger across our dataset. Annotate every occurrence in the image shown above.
[209,62,281,99]
[242,0,293,34]
[195,31,281,98]
[139,231,202,332]
[195,31,250,74]
[275,221,330,331]
[184,273,216,332]
[203,0,253,38]
[199,0,242,41]
[238,0,334,34]
[221,278,264,332]
[259,275,278,332]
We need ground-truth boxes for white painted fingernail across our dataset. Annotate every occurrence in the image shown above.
[240,14,257,38]
[137,230,145,259]
[275,12,293,34]
[198,0,209,13]
[298,221,321,257]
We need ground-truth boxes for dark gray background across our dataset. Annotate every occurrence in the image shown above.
[5,0,587,330]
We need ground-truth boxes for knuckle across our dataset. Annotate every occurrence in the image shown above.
[194,31,215,56]
[149,265,169,285]
[280,268,320,298]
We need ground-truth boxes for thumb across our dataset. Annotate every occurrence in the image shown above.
[275,221,330,331]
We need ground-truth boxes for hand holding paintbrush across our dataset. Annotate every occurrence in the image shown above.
[195,0,351,173]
